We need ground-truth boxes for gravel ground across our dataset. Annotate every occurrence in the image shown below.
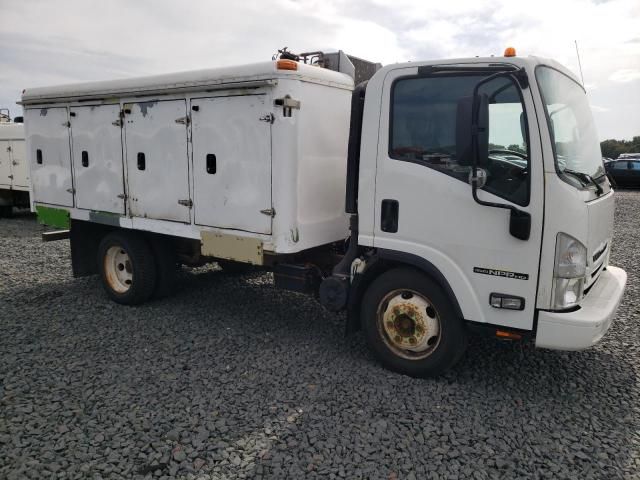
[1,192,639,480]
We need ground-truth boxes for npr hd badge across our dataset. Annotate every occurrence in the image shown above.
[473,267,529,281]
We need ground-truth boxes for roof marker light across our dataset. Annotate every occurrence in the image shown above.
[276,59,298,71]
[504,47,517,57]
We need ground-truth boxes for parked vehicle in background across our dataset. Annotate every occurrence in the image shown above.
[0,110,30,217]
[606,158,640,187]
[617,153,640,160]
[20,48,627,377]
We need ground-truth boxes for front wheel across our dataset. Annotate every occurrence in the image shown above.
[97,231,157,305]
[361,268,467,377]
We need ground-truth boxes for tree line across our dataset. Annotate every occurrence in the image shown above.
[601,136,640,159]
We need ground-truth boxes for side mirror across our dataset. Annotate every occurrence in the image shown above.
[456,95,489,167]
[455,96,473,166]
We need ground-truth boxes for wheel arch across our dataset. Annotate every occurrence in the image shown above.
[346,248,464,334]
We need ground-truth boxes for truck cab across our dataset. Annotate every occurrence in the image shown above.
[333,52,626,375]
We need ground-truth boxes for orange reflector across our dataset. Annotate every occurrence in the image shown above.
[504,47,517,57]
[496,329,522,340]
[277,59,298,71]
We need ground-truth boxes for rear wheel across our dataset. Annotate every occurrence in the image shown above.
[98,231,157,305]
[361,268,467,377]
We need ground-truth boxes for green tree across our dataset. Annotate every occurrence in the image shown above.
[601,136,640,158]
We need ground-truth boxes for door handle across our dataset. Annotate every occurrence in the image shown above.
[381,199,399,233]
[206,154,216,174]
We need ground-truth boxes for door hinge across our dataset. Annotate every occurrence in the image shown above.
[260,208,276,217]
[66,187,76,194]
[112,119,123,127]
[259,113,275,124]
[178,199,193,207]
[116,193,127,200]
[175,116,191,125]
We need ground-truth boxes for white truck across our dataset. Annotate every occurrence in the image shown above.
[0,110,30,216]
[20,48,627,377]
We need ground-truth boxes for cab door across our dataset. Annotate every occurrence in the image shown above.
[373,67,544,330]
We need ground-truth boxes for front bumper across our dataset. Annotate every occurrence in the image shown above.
[535,266,627,350]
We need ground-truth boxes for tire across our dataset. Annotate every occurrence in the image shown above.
[361,268,467,377]
[97,231,157,305]
[217,259,258,275]
[150,236,178,299]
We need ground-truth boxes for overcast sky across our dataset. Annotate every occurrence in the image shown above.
[1,0,638,140]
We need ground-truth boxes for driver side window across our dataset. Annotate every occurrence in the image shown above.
[389,74,530,206]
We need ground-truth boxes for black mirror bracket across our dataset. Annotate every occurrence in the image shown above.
[471,184,531,241]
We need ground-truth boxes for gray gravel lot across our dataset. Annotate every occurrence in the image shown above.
[1,192,639,480]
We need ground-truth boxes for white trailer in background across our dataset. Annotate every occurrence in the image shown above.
[0,113,30,216]
[20,48,627,377]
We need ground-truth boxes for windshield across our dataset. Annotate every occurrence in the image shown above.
[536,66,605,182]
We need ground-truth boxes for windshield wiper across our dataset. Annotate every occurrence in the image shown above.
[563,168,603,196]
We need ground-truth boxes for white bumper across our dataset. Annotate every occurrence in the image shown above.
[535,266,627,350]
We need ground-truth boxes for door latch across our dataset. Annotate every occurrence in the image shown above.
[112,119,122,127]
[259,113,275,124]
[116,193,127,200]
[274,96,301,117]
[260,208,276,217]
[66,188,76,194]
[178,199,193,207]
[175,116,191,125]
[62,121,71,128]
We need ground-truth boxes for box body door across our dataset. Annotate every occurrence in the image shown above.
[70,105,125,214]
[191,95,272,234]
[123,100,190,223]
[9,139,29,188]
[24,107,74,207]
[0,140,11,188]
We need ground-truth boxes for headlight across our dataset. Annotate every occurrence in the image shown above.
[554,233,587,278]
[552,233,587,310]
